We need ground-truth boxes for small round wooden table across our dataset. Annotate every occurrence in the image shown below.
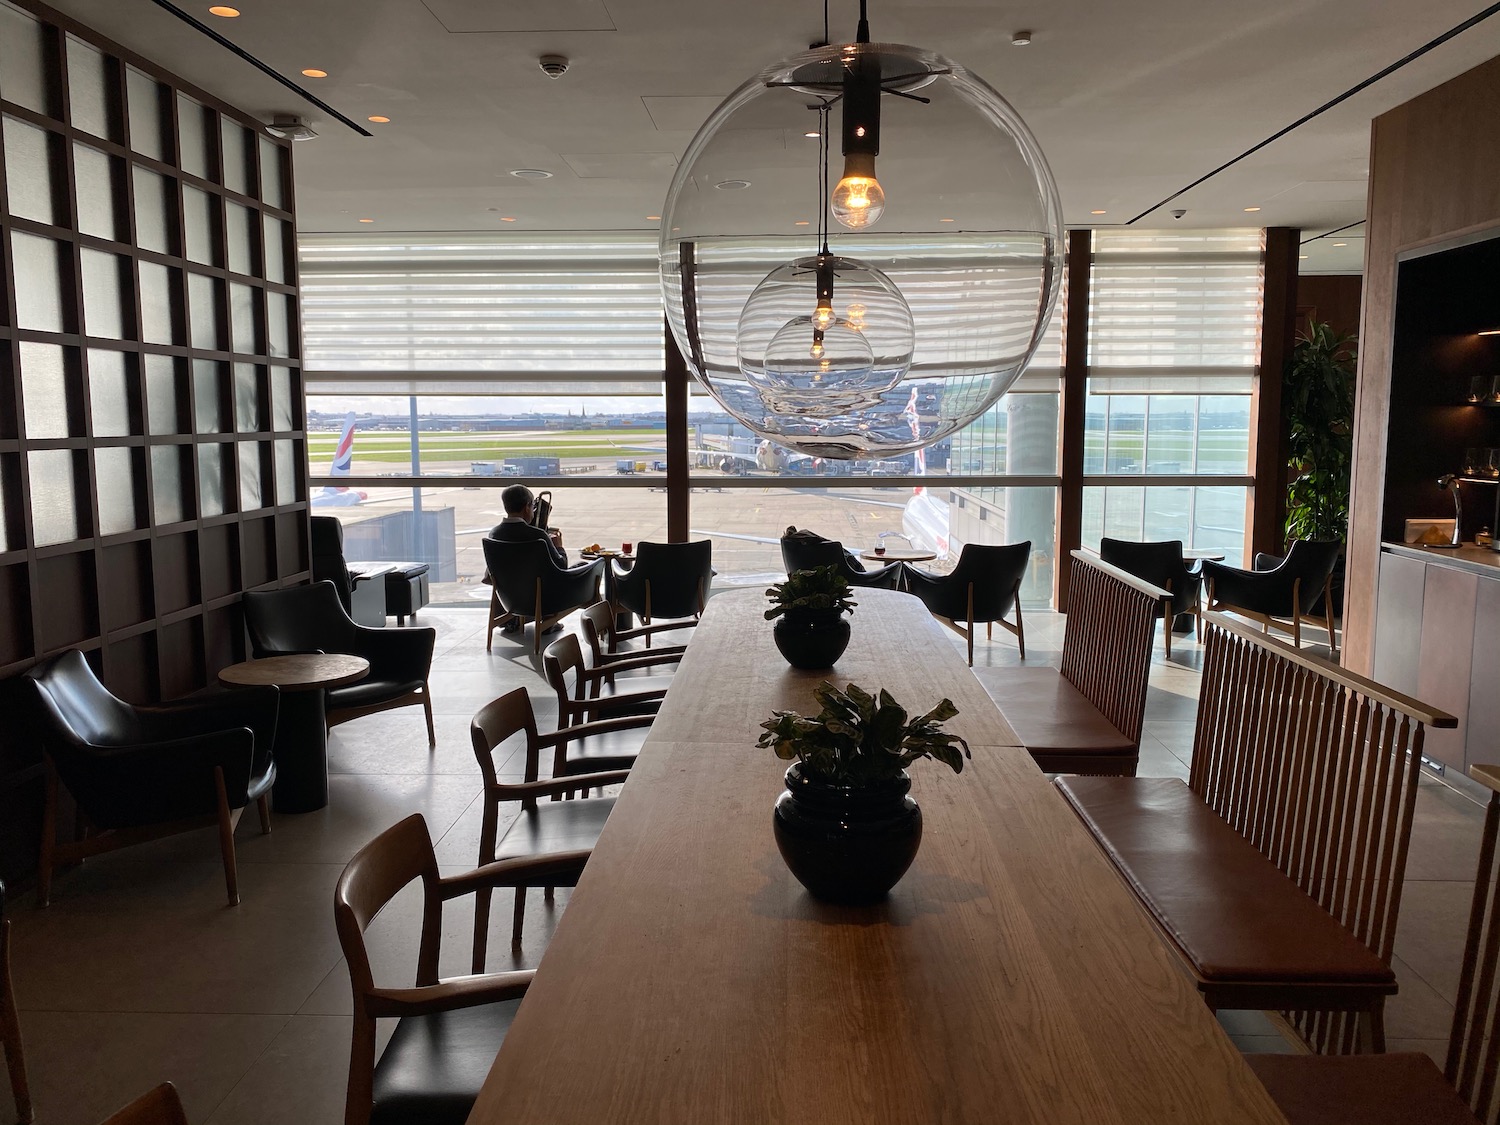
[853,547,937,563]
[218,653,369,814]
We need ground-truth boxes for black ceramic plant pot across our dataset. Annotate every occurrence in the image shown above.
[772,607,851,670]
[772,763,922,904]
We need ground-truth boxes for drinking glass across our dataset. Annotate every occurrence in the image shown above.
[1470,376,1488,402]
[1465,448,1481,476]
[1490,376,1500,403]
[621,541,633,555]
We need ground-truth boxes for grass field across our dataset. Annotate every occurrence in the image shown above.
[305,428,667,466]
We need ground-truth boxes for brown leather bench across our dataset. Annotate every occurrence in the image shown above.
[1055,611,1456,1054]
[987,550,1170,776]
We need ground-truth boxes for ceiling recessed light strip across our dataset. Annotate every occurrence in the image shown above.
[301,68,328,78]
[1126,1,1500,224]
[146,0,374,136]
[207,5,239,15]
[367,115,390,123]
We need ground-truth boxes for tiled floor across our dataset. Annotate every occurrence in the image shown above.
[3,604,1485,1122]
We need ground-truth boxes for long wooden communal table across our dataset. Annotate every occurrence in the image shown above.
[469,589,1288,1125]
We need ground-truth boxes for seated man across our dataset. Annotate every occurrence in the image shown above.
[487,484,568,633]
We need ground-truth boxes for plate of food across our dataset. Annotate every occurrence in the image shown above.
[581,544,623,559]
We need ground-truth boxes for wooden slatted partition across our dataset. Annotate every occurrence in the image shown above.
[1059,549,1171,751]
[1192,611,1454,1053]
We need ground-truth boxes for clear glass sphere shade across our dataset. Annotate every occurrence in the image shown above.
[660,41,1063,458]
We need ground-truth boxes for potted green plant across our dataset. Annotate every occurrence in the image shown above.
[757,681,970,903]
[764,565,858,669]
[1284,321,1356,613]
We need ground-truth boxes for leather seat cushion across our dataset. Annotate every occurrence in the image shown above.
[381,562,430,579]
[496,796,616,859]
[327,679,425,710]
[986,668,1134,753]
[1055,776,1394,986]
[370,998,521,1125]
[1246,1051,1478,1125]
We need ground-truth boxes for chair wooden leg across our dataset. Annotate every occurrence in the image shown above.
[37,767,57,909]
[257,793,272,835]
[1324,577,1339,661]
[486,588,500,653]
[344,1010,377,1125]
[1358,1002,1386,1053]
[213,768,239,907]
[422,684,436,749]
[1163,603,1173,660]
[511,889,526,948]
[0,921,32,1125]
[1013,588,1025,660]
[473,798,499,974]
[965,584,975,666]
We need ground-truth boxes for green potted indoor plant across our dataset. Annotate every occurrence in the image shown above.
[757,681,970,903]
[764,565,858,669]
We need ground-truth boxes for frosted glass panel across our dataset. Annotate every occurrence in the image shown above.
[96,447,142,535]
[28,450,81,546]
[234,364,263,432]
[238,442,263,510]
[259,136,285,208]
[151,445,185,524]
[221,120,253,196]
[177,94,212,180]
[275,439,297,505]
[133,166,173,254]
[74,143,124,241]
[197,443,227,516]
[19,342,75,438]
[126,67,166,160]
[139,261,181,345]
[230,282,258,354]
[227,201,256,275]
[0,457,10,552]
[145,354,186,434]
[81,249,129,339]
[271,367,295,430]
[88,348,133,436]
[183,185,218,265]
[188,272,222,351]
[267,291,291,357]
[0,4,53,115]
[12,233,67,332]
[193,360,224,433]
[3,116,61,225]
[66,37,115,140]
[262,215,287,283]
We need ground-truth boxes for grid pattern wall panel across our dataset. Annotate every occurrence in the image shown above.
[0,0,309,702]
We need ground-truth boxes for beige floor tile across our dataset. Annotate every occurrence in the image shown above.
[1387,952,1457,1042]
[11,1010,288,1125]
[1394,880,1474,1003]
[202,1015,354,1125]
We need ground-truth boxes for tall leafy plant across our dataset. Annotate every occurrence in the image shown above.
[1284,321,1356,542]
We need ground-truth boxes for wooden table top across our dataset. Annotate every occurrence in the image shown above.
[216,653,369,692]
[852,546,937,562]
[470,589,1288,1125]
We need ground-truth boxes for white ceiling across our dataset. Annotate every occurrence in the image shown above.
[44,0,1500,273]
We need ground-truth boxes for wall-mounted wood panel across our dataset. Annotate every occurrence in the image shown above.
[0,0,312,883]
[1345,55,1500,674]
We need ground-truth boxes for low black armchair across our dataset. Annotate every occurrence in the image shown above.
[244,581,437,745]
[1098,538,1203,658]
[781,529,902,590]
[611,540,713,646]
[906,542,1031,665]
[483,537,604,655]
[1200,539,1342,657]
[24,651,278,906]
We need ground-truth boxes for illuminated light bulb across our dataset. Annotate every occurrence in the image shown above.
[812,302,835,331]
[831,152,884,230]
[810,333,826,360]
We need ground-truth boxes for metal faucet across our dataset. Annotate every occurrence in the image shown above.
[1438,474,1463,546]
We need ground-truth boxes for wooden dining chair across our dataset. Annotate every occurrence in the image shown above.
[334,813,587,1125]
[578,601,687,667]
[98,1083,187,1125]
[540,634,666,777]
[1246,761,1500,1124]
[470,688,632,970]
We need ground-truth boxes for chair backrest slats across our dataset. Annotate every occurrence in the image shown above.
[1193,611,1455,1053]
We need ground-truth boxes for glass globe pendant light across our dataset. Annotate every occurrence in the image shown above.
[659,0,1064,459]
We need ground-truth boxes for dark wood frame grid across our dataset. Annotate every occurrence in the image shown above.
[0,0,309,880]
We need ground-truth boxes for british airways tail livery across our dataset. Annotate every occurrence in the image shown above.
[311,413,368,507]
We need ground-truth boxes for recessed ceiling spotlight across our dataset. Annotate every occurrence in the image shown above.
[1332,241,1347,247]
[939,218,955,223]
[499,216,517,222]
[509,168,553,179]
[794,220,810,226]
[1090,209,1107,215]
[803,131,821,138]
[715,179,752,190]
[301,69,328,78]
[646,215,661,221]
[208,5,239,16]
[1299,255,1308,259]
[1243,206,1261,212]
[1011,30,1033,46]
[368,115,391,123]
[358,218,374,223]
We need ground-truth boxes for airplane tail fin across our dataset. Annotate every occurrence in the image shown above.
[330,412,356,478]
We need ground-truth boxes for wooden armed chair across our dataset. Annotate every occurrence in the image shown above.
[905,541,1030,664]
[540,633,663,777]
[1248,762,1500,1123]
[579,601,688,665]
[470,689,631,969]
[334,813,588,1125]
[98,1083,187,1125]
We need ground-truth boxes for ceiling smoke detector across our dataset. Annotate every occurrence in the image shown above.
[265,114,318,141]
[539,54,569,79]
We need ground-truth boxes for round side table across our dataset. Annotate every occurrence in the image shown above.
[219,653,369,813]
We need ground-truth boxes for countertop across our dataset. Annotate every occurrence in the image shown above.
[1382,540,1500,576]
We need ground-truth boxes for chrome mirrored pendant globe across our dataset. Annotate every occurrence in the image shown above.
[660,38,1064,459]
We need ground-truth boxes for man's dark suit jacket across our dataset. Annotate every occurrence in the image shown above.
[489,518,569,569]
